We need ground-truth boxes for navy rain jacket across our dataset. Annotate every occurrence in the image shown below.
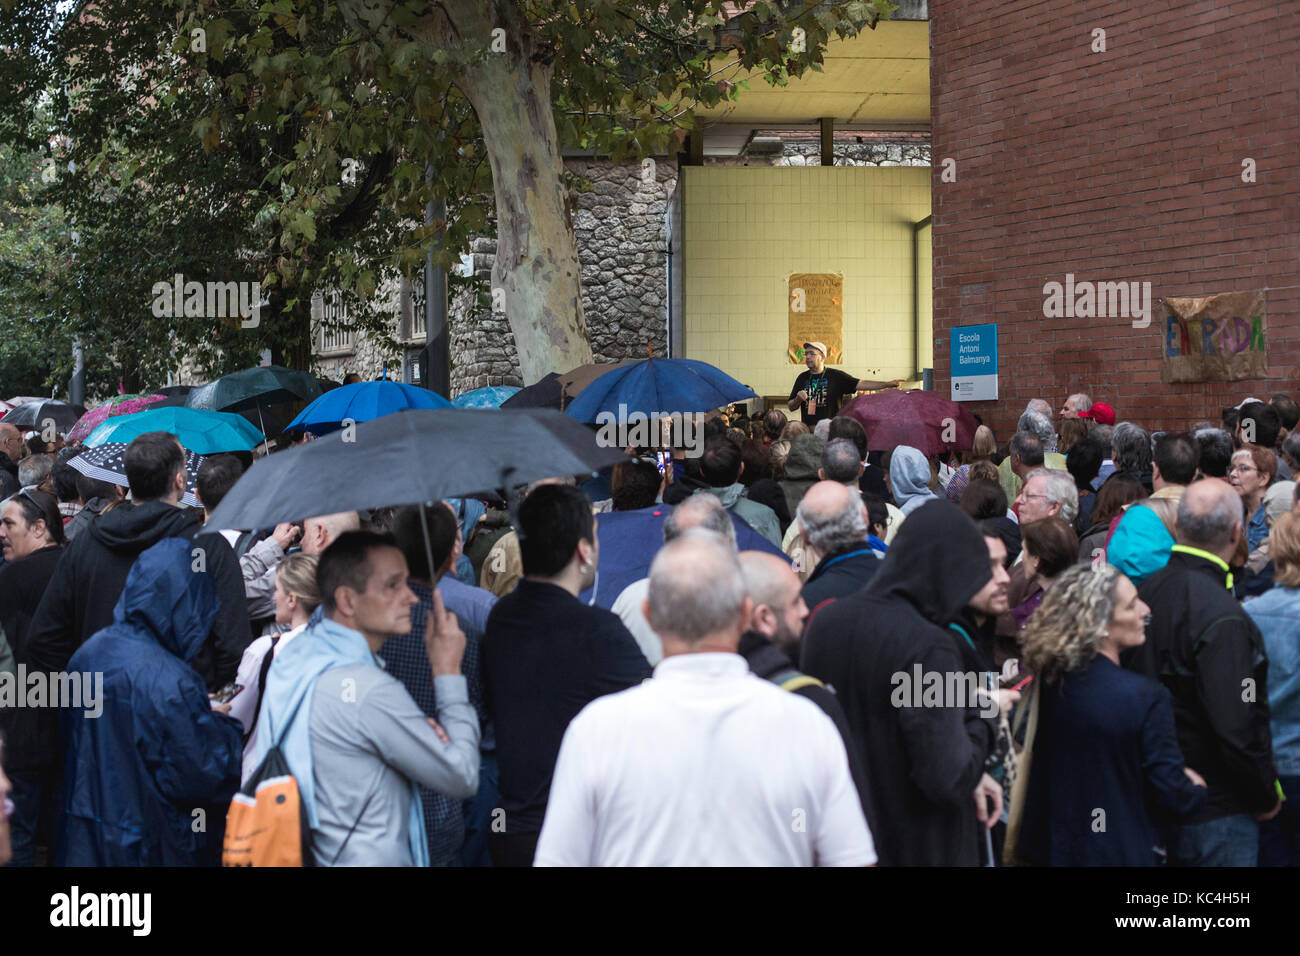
[58,538,243,866]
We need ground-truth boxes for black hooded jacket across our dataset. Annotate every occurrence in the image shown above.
[25,499,250,691]
[801,500,997,866]
[0,544,65,771]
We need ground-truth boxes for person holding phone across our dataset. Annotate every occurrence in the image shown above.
[788,342,902,427]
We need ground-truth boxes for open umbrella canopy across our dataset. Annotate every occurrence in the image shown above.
[67,394,169,443]
[185,365,321,413]
[287,380,453,435]
[84,406,265,454]
[67,442,205,508]
[500,372,564,410]
[564,358,758,423]
[451,385,520,409]
[557,360,640,398]
[1,399,85,433]
[205,408,629,531]
[840,389,979,456]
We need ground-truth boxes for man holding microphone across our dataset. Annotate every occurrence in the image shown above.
[788,341,903,427]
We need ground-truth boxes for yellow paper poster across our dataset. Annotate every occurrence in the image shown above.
[788,273,843,364]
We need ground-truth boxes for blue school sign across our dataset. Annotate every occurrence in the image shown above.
[950,324,998,401]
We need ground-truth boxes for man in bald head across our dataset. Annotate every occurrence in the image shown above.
[535,531,875,866]
[610,493,736,666]
[797,480,877,614]
[1127,478,1281,866]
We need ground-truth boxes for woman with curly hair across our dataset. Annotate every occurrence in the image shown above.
[1007,563,1208,866]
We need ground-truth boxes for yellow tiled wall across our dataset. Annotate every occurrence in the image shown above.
[682,166,932,400]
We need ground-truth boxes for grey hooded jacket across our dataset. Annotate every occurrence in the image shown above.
[695,483,782,547]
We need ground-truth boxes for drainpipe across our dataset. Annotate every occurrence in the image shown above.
[913,215,932,387]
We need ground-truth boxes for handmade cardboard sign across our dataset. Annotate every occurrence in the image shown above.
[788,273,843,364]
[1160,290,1266,383]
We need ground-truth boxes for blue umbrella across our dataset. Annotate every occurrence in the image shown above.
[563,358,758,423]
[452,386,520,409]
[84,406,266,454]
[287,380,453,435]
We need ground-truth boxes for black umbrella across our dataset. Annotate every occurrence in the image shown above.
[205,408,628,531]
[0,400,85,433]
[500,372,563,410]
[151,385,193,408]
[185,365,322,413]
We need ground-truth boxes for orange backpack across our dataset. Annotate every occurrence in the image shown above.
[222,742,314,867]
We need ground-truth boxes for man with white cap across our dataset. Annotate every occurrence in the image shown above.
[787,341,901,427]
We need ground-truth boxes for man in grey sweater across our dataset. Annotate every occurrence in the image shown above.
[256,530,480,866]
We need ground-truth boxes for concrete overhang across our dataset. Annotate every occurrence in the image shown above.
[694,18,929,144]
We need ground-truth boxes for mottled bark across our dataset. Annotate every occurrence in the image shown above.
[455,14,593,384]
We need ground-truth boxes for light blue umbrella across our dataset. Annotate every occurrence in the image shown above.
[452,386,520,409]
[563,358,758,423]
[84,406,265,454]
[286,380,453,435]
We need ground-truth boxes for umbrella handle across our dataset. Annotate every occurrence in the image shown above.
[418,500,436,585]
[257,404,270,456]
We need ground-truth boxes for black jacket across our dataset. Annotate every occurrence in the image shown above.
[0,544,65,771]
[1126,548,1277,822]
[0,455,18,500]
[739,629,877,834]
[482,579,651,833]
[25,499,251,691]
[802,543,879,613]
[801,500,996,865]
[743,477,791,531]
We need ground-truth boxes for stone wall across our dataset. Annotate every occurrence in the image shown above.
[319,137,930,394]
[448,156,677,395]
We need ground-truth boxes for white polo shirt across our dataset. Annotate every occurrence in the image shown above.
[534,653,876,867]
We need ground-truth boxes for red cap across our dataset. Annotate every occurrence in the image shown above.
[1082,401,1115,426]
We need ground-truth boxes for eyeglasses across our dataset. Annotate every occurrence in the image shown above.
[1020,492,1051,502]
[1229,464,1258,475]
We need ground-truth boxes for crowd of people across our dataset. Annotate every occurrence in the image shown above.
[0,386,1298,867]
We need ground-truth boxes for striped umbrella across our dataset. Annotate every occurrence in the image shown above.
[67,442,205,508]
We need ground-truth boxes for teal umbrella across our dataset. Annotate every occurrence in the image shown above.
[452,386,520,409]
[84,406,265,454]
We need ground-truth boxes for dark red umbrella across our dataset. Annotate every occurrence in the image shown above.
[840,390,978,456]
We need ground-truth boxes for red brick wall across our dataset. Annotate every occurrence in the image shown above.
[930,0,1300,442]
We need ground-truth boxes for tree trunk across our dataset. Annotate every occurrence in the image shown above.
[266,294,313,371]
[454,15,593,385]
[334,0,594,385]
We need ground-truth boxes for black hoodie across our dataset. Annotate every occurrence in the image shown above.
[26,499,250,691]
[801,500,996,866]
[0,544,65,771]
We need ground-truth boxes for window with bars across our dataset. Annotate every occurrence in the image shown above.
[410,274,427,339]
[318,292,353,353]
